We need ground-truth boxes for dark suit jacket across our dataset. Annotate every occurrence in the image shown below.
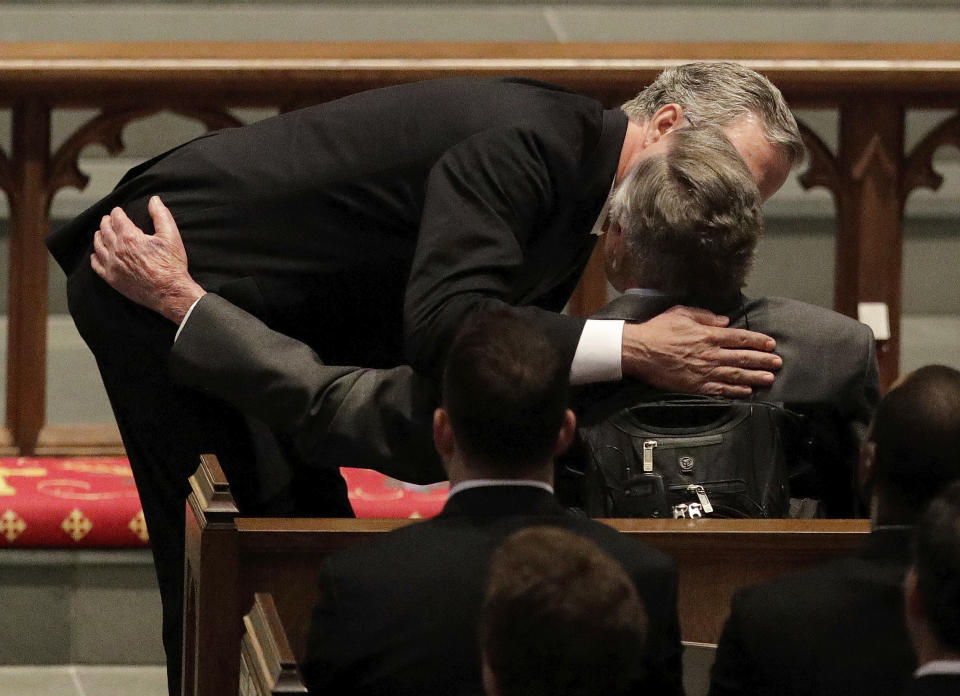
[709,526,916,696]
[903,674,960,696]
[300,485,683,696]
[48,77,626,376]
[575,292,879,515]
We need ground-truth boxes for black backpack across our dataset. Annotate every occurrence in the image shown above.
[573,395,794,519]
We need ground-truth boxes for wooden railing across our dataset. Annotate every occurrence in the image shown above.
[185,454,869,696]
[1,41,959,455]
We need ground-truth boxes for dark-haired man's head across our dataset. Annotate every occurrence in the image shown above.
[434,309,576,484]
[480,526,648,696]
[860,365,960,526]
[904,481,960,666]
[603,125,764,298]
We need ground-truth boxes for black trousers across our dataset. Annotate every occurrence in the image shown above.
[63,224,353,696]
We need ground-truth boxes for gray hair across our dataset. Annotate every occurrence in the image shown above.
[622,62,805,166]
[609,126,763,297]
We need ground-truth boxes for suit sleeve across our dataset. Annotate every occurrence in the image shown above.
[169,294,445,484]
[834,323,880,516]
[404,126,587,376]
[848,326,880,449]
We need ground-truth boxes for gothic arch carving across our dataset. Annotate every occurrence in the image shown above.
[902,112,960,202]
[49,105,243,199]
[796,119,841,204]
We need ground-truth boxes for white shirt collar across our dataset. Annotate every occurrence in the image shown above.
[589,178,617,237]
[915,660,960,678]
[448,479,554,498]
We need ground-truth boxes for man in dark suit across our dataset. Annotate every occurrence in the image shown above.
[299,309,683,696]
[66,64,802,692]
[903,480,960,696]
[708,365,960,696]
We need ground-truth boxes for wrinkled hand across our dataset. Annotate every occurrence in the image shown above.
[91,196,205,324]
[623,305,782,397]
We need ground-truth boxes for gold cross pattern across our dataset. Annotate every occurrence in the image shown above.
[0,509,26,542]
[61,508,93,542]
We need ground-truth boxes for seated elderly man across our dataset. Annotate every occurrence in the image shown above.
[574,125,878,516]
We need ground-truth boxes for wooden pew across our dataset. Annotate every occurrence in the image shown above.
[183,454,869,696]
[239,593,308,696]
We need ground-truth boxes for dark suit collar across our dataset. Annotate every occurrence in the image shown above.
[858,525,915,563]
[594,291,746,321]
[437,484,564,518]
[578,109,628,213]
[904,673,960,696]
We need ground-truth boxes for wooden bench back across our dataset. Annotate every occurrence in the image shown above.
[184,454,869,696]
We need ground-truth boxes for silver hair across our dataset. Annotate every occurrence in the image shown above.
[609,126,764,297]
[622,62,805,166]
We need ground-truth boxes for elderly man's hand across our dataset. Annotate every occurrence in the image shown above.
[622,305,782,398]
[91,196,206,324]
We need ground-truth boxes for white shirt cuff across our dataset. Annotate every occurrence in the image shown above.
[569,319,624,385]
[173,296,205,343]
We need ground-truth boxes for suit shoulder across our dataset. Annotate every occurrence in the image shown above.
[731,556,856,619]
[746,296,874,344]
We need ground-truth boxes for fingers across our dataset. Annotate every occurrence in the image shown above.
[90,252,106,280]
[109,206,138,239]
[699,382,753,399]
[148,195,179,239]
[717,348,782,372]
[710,325,778,353]
[93,215,116,274]
[98,213,116,248]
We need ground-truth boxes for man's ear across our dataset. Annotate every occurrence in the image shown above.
[433,408,455,459]
[643,104,685,145]
[552,409,577,457]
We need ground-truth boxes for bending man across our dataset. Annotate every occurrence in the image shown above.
[55,63,802,692]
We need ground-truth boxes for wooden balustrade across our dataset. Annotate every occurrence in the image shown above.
[185,454,869,696]
[0,41,958,454]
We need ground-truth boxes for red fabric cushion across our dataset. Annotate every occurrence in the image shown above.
[0,458,448,548]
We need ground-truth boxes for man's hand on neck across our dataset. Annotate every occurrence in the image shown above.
[621,305,781,398]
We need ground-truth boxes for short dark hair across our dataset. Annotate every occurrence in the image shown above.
[610,126,764,297]
[481,526,647,696]
[442,309,570,472]
[872,365,960,515]
[914,480,960,652]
